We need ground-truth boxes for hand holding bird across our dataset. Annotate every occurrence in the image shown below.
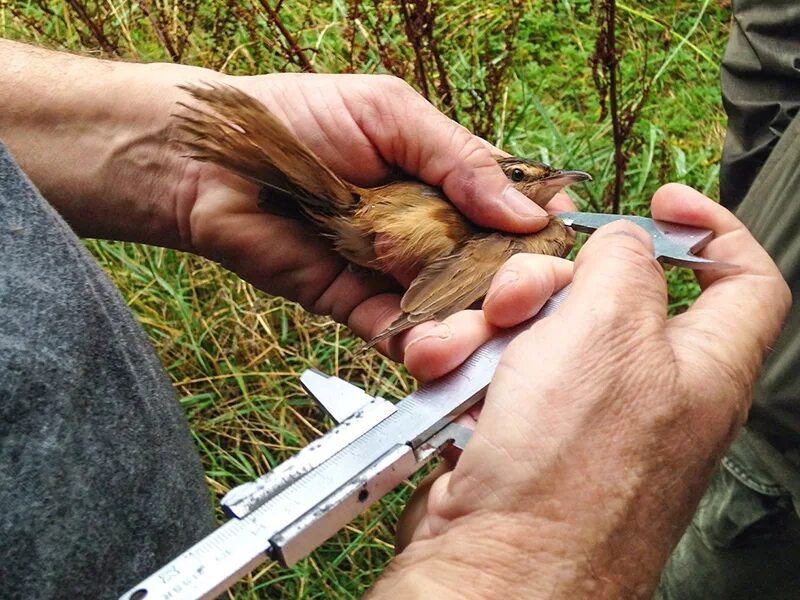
[173,82,590,349]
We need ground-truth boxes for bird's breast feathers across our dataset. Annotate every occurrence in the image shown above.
[353,182,473,271]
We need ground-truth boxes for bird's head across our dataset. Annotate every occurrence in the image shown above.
[497,157,591,208]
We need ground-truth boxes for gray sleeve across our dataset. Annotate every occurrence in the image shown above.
[0,141,214,598]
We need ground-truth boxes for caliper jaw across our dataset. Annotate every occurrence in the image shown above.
[223,369,473,565]
[221,375,395,520]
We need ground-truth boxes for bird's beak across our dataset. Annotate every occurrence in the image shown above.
[542,170,593,188]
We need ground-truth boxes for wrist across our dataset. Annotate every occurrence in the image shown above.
[372,511,591,600]
[379,500,680,600]
[89,59,229,250]
[389,406,718,598]
[0,40,228,248]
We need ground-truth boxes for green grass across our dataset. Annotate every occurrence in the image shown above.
[3,1,730,597]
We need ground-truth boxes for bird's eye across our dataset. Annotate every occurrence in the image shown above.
[511,168,525,182]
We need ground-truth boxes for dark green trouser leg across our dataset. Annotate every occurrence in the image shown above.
[656,108,800,600]
[718,0,800,212]
[656,1,800,598]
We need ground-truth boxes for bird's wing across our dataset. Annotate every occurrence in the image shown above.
[361,235,517,350]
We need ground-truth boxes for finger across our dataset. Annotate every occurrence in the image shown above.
[562,219,667,327]
[311,265,400,324]
[546,194,578,248]
[363,79,549,234]
[395,462,452,553]
[652,184,790,383]
[546,191,577,214]
[357,253,573,379]
[348,300,497,377]
[651,183,777,287]
[346,292,406,361]
[396,463,463,553]
[402,311,497,382]
[483,254,573,328]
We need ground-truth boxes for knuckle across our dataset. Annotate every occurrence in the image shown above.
[516,255,557,290]
[378,74,414,95]
[188,203,222,259]
[444,169,487,216]
[456,137,496,169]
[579,225,662,282]
[442,142,503,213]
[502,252,533,272]
[584,291,639,333]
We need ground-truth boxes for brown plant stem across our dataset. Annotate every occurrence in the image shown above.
[606,1,624,214]
[138,0,179,62]
[65,0,118,56]
[257,0,315,72]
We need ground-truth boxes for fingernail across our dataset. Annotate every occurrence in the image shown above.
[405,322,451,351]
[484,269,519,305]
[502,186,548,220]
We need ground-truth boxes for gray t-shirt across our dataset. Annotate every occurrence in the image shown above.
[0,142,214,598]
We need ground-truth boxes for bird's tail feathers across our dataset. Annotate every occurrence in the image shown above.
[172,83,356,225]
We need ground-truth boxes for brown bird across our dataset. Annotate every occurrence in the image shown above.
[173,83,591,349]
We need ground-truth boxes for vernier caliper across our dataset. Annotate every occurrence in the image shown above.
[121,212,731,600]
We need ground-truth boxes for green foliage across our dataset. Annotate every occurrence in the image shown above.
[3,0,727,596]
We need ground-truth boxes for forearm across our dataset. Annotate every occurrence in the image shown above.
[0,39,221,248]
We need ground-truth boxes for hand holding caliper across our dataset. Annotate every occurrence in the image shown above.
[123,185,789,599]
[379,185,789,598]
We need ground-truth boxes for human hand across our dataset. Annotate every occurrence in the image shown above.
[0,41,576,362]
[180,72,574,356]
[370,184,790,599]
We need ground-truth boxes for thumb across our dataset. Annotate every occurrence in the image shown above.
[368,82,549,233]
[492,218,669,411]
[559,219,668,329]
